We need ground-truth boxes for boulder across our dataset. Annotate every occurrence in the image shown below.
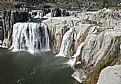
[51,7,62,17]
[97,65,121,84]
[51,7,70,17]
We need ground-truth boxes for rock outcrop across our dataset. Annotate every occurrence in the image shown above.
[0,10,29,48]
[42,16,80,55]
[43,8,121,84]
[0,16,3,46]
[71,8,121,84]
[51,7,70,17]
[97,65,121,84]
[13,11,29,23]
[1,10,13,48]
[1,8,121,84]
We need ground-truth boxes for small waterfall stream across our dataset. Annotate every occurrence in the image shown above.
[65,42,84,67]
[57,28,73,57]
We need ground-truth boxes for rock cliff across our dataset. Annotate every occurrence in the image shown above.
[43,8,121,84]
[0,10,29,48]
[1,8,121,84]
[97,65,121,84]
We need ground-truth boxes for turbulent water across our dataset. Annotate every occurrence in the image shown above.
[0,48,80,84]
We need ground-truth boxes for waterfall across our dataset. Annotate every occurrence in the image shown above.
[72,42,84,58]
[40,23,50,51]
[34,12,51,18]
[10,22,50,53]
[43,13,52,18]
[64,42,84,67]
[57,28,73,57]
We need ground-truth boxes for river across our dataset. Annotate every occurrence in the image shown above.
[0,48,80,84]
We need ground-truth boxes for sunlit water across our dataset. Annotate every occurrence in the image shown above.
[0,48,80,84]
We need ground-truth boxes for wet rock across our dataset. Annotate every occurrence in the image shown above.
[51,7,62,17]
[0,9,29,48]
[1,8,121,84]
[70,8,121,83]
[1,10,13,48]
[71,69,87,83]
[42,16,81,54]
[13,11,29,23]
[51,7,70,17]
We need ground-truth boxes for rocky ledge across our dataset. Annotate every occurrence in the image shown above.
[97,65,121,84]
[1,8,121,84]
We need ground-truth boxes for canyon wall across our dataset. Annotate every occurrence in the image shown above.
[43,8,121,84]
[1,8,121,84]
[0,10,29,48]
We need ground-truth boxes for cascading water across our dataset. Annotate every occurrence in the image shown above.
[40,23,50,51]
[10,22,50,53]
[43,13,52,18]
[65,42,84,67]
[34,12,51,18]
[72,42,84,58]
[57,28,73,57]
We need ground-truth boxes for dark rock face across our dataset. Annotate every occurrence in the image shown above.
[13,11,29,23]
[0,17,3,43]
[0,26,3,39]
[1,9,29,48]
[51,7,70,17]
[1,10,13,48]
[0,26,3,45]
[51,7,62,17]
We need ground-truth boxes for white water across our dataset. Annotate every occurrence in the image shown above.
[43,13,52,18]
[57,28,73,57]
[64,58,76,67]
[10,22,50,53]
[34,12,51,18]
[65,42,84,67]
[72,42,84,58]
[41,23,50,51]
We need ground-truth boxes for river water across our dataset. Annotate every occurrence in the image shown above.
[0,48,80,84]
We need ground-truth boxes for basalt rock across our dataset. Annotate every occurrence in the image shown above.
[97,65,121,84]
[70,9,121,83]
[51,7,62,17]
[86,36,121,84]
[0,17,3,46]
[42,16,81,55]
[1,8,121,84]
[1,10,29,48]
[1,10,13,48]
[13,11,29,23]
[51,7,70,17]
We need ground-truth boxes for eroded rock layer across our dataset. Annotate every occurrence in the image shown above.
[43,8,121,84]
[1,8,121,84]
